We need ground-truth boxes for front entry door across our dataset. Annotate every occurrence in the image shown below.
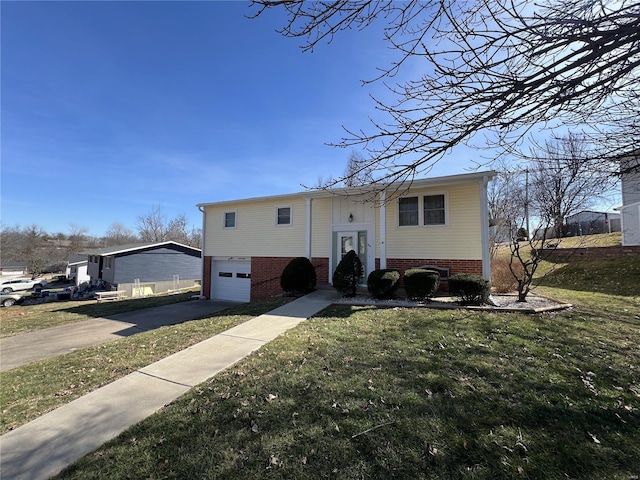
[336,231,367,282]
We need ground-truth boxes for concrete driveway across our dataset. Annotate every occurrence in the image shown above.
[0,299,237,371]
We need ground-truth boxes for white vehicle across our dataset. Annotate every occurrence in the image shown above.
[0,277,47,293]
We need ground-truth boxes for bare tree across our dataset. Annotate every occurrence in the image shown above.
[103,222,139,247]
[67,224,89,255]
[0,225,24,262]
[136,205,169,243]
[343,151,374,187]
[528,132,616,238]
[136,206,202,247]
[20,225,48,277]
[488,161,526,257]
[250,0,640,189]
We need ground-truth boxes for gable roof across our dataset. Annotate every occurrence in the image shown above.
[567,210,621,219]
[196,170,497,209]
[79,241,201,257]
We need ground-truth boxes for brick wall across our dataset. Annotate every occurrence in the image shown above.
[202,256,212,300]
[385,258,483,291]
[313,257,330,288]
[541,245,640,261]
[250,256,330,301]
[385,258,482,276]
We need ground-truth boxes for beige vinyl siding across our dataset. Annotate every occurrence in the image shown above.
[311,198,331,257]
[204,198,307,257]
[386,183,483,259]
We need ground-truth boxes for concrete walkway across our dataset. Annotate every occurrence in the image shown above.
[1,299,237,371]
[0,290,336,480]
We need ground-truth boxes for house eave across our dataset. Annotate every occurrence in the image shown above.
[80,241,201,257]
[196,170,498,209]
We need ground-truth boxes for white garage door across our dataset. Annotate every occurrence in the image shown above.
[212,260,251,302]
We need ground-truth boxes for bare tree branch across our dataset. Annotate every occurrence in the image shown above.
[250,0,640,188]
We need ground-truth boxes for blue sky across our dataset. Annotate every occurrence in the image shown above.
[2,1,510,237]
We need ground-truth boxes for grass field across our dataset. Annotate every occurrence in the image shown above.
[46,254,639,480]
[0,297,293,434]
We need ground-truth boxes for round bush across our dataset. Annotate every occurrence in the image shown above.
[448,273,491,305]
[404,268,440,300]
[367,269,400,299]
[332,250,363,297]
[280,257,317,294]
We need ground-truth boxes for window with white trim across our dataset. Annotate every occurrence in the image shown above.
[276,206,292,226]
[398,197,419,226]
[423,194,446,225]
[224,211,236,229]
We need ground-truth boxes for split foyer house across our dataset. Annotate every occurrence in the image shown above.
[81,241,202,296]
[197,171,496,302]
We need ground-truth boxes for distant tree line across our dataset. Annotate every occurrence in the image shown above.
[0,205,202,277]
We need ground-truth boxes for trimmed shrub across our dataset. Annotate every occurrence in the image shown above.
[448,273,491,305]
[367,269,401,299]
[404,268,440,301]
[332,250,363,297]
[280,257,317,294]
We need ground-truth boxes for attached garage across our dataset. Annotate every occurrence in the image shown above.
[211,259,251,302]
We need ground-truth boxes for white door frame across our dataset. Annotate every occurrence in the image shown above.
[330,224,375,284]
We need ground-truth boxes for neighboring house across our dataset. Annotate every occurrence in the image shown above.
[565,211,621,237]
[80,241,202,297]
[0,262,29,277]
[618,154,640,246]
[66,254,90,286]
[197,171,496,302]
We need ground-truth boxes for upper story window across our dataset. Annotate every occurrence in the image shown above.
[398,193,447,226]
[424,194,446,225]
[398,197,419,226]
[276,206,292,226]
[104,256,113,269]
[224,211,236,229]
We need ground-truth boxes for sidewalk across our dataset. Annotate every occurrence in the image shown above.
[0,290,337,480]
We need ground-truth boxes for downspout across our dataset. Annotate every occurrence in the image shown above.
[198,204,206,298]
[480,176,491,280]
[305,197,312,260]
[380,191,387,269]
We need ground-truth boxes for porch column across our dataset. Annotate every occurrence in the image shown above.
[380,191,387,269]
[305,197,312,259]
[480,176,491,280]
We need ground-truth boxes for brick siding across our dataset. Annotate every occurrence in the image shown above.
[250,256,330,301]
[205,255,481,299]
[385,258,483,291]
[202,256,212,300]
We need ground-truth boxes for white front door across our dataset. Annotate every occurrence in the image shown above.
[335,231,368,281]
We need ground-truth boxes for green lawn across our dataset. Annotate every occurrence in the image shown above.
[0,297,292,434]
[51,256,639,480]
